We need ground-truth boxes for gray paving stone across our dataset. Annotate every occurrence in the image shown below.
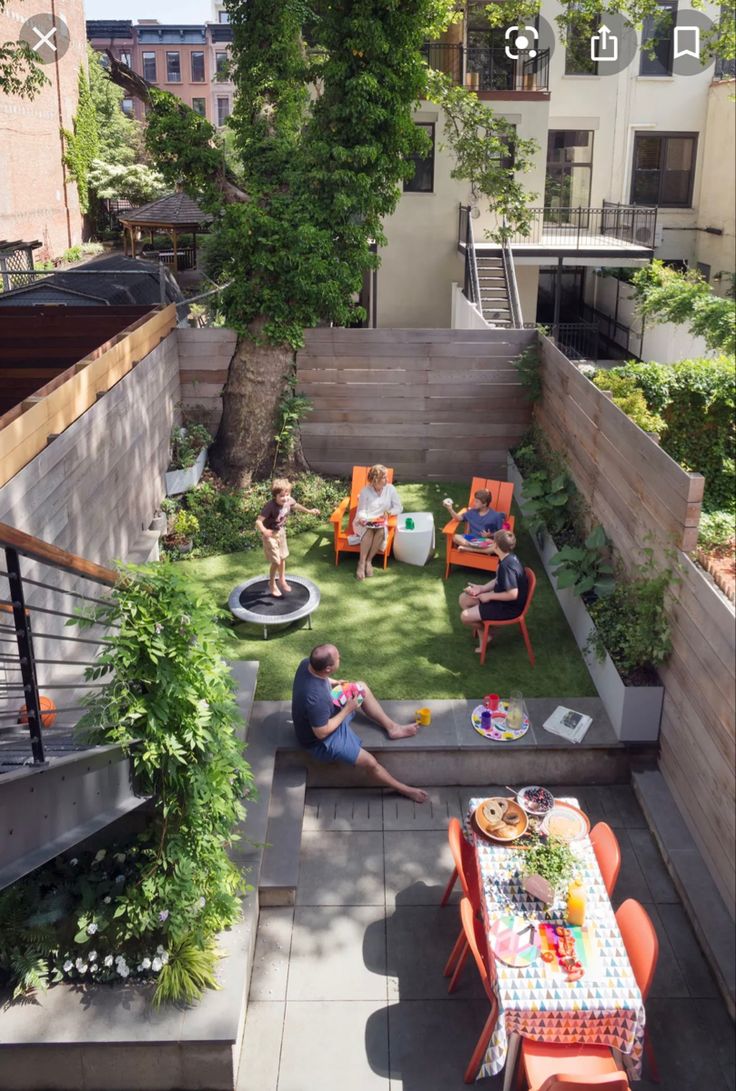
[386,906,485,1002]
[248,908,294,1002]
[279,1000,390,1091]
[609,828,653,906]
[297,831,385,906]
[236,1001,284,1091]
[656,902,720,998]
[377,700,461,749]
[384,830,455,907]
[646,997,734,1090]
[287,906,387,1001]
[639,902,690,999]
[303,788,384,831]
[627,827,679,903]
[382,787,466,831]
[387,999,504,1091]
[669,847,736,999]
[599,784,648,828]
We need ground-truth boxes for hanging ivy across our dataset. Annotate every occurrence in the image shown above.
[63,66,99,214]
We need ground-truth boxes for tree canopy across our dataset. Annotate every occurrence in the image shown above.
[631,261,736,356]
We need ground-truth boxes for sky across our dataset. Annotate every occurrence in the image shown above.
[85,0,214,24]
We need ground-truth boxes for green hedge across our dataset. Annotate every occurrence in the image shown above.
[611,357,735,512]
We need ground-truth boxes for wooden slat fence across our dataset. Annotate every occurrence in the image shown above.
[296,327,536,481]
[537,336,735,915]
[177,327,237,433]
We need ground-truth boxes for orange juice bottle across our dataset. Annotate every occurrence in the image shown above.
[566,879,586,926]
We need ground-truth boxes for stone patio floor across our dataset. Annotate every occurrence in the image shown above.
[236,784,735,1091]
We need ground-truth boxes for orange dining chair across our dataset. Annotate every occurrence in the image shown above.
[478,567,537,666]
[457,896,500,1084]
[442,475,516,579]
[535,1073,631,1091]
[328,465,398,568]
[616,899,660,1083]
[441,817,480,992]
[590,822,621,897]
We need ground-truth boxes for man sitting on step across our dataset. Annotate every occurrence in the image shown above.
[291,643,428,803]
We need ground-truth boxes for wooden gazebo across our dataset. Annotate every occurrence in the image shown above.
[119,191,211,273]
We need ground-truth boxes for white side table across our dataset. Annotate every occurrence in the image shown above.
[393,512,435,566]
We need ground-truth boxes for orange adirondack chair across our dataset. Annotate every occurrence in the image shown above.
[442,476,515,579]
[328,466,398,568]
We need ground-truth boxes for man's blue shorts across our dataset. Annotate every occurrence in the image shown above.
[309,713,361,766]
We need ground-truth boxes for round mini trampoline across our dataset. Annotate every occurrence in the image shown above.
[227,575,321,639]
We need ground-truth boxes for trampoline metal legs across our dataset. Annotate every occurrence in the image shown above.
[263,613,312,639]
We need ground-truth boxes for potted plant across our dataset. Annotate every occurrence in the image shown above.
[165,424,212,497]
[165,510,199,554]
[522,834,575,905]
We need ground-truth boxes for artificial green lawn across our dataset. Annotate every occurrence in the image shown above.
[183,481,597,701]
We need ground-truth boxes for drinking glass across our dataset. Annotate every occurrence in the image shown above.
[507,691,524,731]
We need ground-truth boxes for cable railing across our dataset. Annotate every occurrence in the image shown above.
[421,42,550,92]
[0,523,118,768]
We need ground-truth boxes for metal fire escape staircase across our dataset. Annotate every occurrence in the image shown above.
[459,206,523,329]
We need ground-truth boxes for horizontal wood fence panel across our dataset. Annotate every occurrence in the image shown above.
[297,328,532,482]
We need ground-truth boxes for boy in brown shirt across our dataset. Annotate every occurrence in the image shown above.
[255,478,320,596]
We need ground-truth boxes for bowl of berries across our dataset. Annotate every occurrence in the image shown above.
[516,785,555,817]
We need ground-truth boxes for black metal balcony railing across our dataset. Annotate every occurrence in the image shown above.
[422,42,550,92]
[503,206,657,249]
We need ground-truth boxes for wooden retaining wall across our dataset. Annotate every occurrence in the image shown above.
[177,327,237,433]
[537,337,735,915]
[296,327,536,481]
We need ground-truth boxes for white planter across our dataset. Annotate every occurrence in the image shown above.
[507,453,664,743]
[165,447,207,496]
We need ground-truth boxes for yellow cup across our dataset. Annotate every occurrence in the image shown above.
[415,707,432,726]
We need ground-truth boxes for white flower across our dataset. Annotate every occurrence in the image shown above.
[88,950,97,961]
[155,622,163,634]
[94,849,107,863]
[70,858,78,866]
[156,945,166,955]
[114,853,126,864]
[140,957,151,970]
[75,959,88,974]
[197,896,206,910]
[103,896,111,904]
[158,909,169,922]
[160,952,169,965]
[152,957,163,972]
[104,955,114,967]
[87,923,98,935]
[117,964,130,978]
[63,960,73,973]
[115,954,125,965]
[90,963,99,973]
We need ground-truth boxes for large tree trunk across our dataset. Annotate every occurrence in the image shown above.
[209,321,307,486]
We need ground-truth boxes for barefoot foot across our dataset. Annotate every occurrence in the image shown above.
[365,561,374,577]
[279,581,292,593]
[356,566,365,581]
[269,584,282,598]
[386,722,419,740]
[404,787,429,804]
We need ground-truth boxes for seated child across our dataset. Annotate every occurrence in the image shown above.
[443,489,506,551]
[255,477,320,597]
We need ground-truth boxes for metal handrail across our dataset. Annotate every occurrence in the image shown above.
[501,239,523,328]
[459,205,482,312]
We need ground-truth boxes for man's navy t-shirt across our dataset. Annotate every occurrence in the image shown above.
[495,553,528,608]
[292,658,332,749]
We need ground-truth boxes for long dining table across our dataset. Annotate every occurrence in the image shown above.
[466,797,646,1089]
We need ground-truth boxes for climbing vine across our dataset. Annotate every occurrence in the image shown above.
[63,67,99,213]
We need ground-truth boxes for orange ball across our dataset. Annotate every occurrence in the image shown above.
[18,695,57,729]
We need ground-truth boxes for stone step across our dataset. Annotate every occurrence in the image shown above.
[259,765,307,906]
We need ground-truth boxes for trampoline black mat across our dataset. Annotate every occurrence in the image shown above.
[237,579,311,616]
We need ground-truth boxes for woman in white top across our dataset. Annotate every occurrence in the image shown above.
[353,464,403,580]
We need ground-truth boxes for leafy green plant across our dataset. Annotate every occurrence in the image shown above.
[273,370,312,472]
[61,245,84,264]
[515,343,542,404]
[62,67,99,214]
[697,509,735,552]
[522,470,574,540]
[171,510,199,540]
[592,371,666,435]
[550,524,615,599]
[523,834,575,892]
[169,424,212,470]
[631,260,736,356]
[587,552,675,680]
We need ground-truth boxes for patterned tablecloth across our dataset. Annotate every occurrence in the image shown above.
[466,798,645,1082]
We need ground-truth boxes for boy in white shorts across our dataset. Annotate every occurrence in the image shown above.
[255,478,320,596]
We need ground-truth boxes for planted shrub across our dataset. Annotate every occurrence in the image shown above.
[169,424,212,471]
[550,524,615,600]
[591,371,666,435]
[0,564,254,1004]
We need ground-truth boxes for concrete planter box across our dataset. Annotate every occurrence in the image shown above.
[508,453,663,742]
[165,446,207,496]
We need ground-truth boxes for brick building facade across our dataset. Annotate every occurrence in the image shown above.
[87,20,236,128]
[0,0,86,258]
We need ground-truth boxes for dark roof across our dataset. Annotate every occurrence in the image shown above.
[86,20,133,38]
[121,192,212,228]
[0,255,183,307]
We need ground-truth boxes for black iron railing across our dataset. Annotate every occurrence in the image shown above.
[421,42,550,92]
[553,322,600,362]
[458,204,482,310]
[502,206,657,249]
[0,524,118,768]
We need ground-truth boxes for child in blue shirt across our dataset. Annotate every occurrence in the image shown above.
[443,488,506,551]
